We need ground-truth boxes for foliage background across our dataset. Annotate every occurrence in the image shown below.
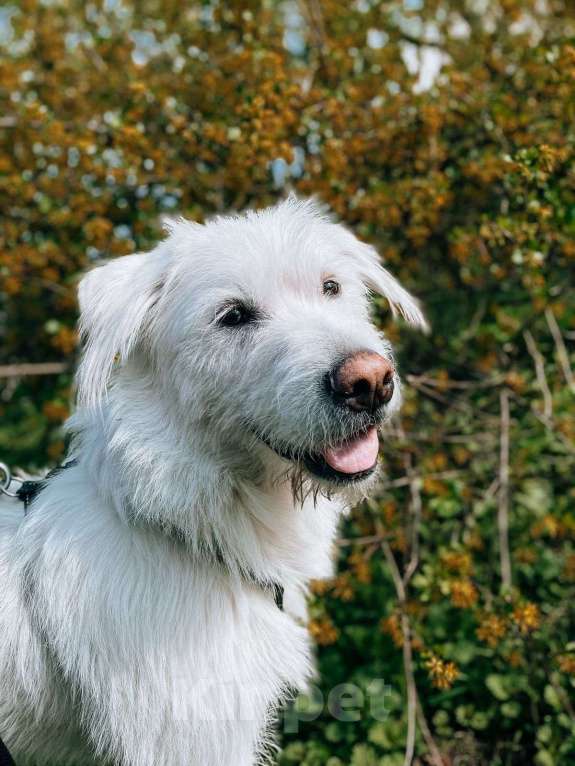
[1,1,574,764]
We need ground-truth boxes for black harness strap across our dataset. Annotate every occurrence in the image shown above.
[16,460,77,513]
[0,735,14,766]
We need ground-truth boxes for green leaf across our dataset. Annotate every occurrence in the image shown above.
[470,711,490,730]
[486,674,510,701]
[501,702,521,718]
[350,744,379,766]
[537,724,553,744]
[325,723,344,743]
[368,722,391,749]
[534,750,555,766]
[379,754,404,766]
[544,684,562,711]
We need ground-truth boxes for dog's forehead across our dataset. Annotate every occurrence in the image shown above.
[188,211,354,296]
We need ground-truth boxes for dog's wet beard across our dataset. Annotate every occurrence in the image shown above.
[273,458,375,509]
[284,462,332,508]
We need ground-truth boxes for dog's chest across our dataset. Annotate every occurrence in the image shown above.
[5,479,336,765]
[165,578,313,717]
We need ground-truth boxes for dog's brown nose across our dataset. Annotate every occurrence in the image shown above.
[330,352,395,412]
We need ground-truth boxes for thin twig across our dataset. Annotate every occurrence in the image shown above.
[0,362,69,378]
[406,373,505,390]
[379,469,462,492]
[308,0,328,46]
[416,696,446,766]
[507,389,575,455]
[524,330,553,422]
[550,677,575,722]
[545,308,575,393]
[30,277,73,298]
[402,454,422,587]
[407,378,499,424]
[384,427,496,445]
[298,0,328,52]
[381,538,417,766]
[498,390,512,591]
[337,532,393,547]
[482,476,500,506]
[461,295,487,342]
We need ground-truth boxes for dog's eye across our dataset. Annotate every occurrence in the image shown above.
[217,302,257,328]
[323,279,340,296]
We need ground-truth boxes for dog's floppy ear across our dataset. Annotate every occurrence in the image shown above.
[76,249,167,408]
[342,230,429,332]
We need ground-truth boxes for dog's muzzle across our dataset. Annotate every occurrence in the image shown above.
[255,351,395,485]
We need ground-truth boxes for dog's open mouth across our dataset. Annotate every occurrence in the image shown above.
[261,426,380,484]
[304,426,379,483]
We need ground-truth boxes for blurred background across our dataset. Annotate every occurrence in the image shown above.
[1,1,574,764]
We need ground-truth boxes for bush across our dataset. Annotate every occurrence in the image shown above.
[1,2,574,763]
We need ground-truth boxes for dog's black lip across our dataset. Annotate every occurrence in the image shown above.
[256,428,379,484]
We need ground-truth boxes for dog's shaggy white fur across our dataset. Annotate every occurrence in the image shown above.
[0,197,425,766]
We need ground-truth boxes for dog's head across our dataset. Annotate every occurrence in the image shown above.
[77,197,426,494]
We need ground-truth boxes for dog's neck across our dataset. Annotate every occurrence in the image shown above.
[69,376,345,587]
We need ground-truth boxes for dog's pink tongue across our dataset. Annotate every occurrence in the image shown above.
[322,427,379,474]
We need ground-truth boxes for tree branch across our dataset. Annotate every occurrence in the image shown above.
[382,539,417,766]
[402,454,422,587]
[406,373,505,390]
[396,31,444,49]
[524,330,553,422]
[545,308,575,393]
[0,362,69,378]
[416,696,446,766]
[498,389,512,591]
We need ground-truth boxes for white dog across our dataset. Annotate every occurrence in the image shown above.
[0,197,425,766]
